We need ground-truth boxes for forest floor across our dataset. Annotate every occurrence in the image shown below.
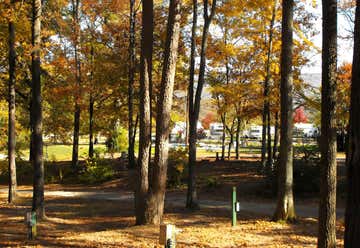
[0,158,345,247]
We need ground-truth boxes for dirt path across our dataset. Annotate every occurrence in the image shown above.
[0,187,345,219]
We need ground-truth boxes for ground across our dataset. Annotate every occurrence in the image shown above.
[0,159,345,247]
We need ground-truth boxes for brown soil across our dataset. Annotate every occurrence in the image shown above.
[0,159,345,247]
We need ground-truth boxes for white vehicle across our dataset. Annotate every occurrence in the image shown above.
[294,123,318,138]
[248,126,262,139]
[210,122,223,136]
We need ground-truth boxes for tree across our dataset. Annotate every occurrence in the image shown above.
[265,0,277,168]
[272,0,296,222]
[345,1,360,246]
[145,0,182,224]
[187,0,217,210]
[318,0,337,246]
[136,0,153,225]
[201,112,215,130]
[293,106,308,123]
[337,62,351,130]
[128,0,137,169]
[8,0,17,203]
[71,0,81,169]
[31,0,45,219]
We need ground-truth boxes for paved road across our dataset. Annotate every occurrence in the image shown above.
[0,188,345,218]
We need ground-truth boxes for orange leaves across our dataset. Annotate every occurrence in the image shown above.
[336,62,352,125]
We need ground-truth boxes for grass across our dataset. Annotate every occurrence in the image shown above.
[3,144,108,162]
[43,144,106,161]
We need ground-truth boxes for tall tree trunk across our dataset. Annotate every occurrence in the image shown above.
[345,2,360,246]
[8,0,17,203]
[318,0,337,246]
[228,133,233,160]
[31,0,45,219]
[221,113,226,160]
[272,0,296,222]
[88,45,95,159]
[262,0,277,168]
[71,0,81,169]
[273,111,280,160]
[261,109,267,166]
[187,0,198,209]
[136,0,153,225]
[29,105,34,162]
[88,95,94,158]
[267,110,273,167]
[235,116,241,160]
[145,0,181,224]
[128,0,136,169]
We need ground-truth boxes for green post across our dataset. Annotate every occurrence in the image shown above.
[26,211,37,240]
[232,187,237,226]
[31,212,37,239]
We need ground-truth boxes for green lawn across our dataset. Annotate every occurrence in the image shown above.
[18,144,107,161]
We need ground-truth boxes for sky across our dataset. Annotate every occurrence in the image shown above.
[302,2,354,74]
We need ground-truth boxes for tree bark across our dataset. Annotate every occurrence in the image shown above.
[136,0,153,225]
[263,0,277,168]
[128,0,136,169]
[221,113,226,161]
[29,108,34,162]
[345,2,360,246]
[88,45,95,159]
[88,95,94,158]
[235,117,241,160]
[144,0,182,224]
[318,0,337,247]
[228,132,233,160]
[261,107,268,166]
[187,0,202,209]
[8,0,17,203]
[272,0,296,222]
[267,110,272,167]
[273,111,280,160]
[31,0,45,219]
[71,0,81,169]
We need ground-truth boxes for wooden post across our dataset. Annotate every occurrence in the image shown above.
[160,224,176,248]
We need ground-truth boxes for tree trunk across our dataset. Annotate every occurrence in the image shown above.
[187,0,198,209]
[273,111,280,160]
[272,0,296,222]
[71,0,81,169]
[88,96,94,158]
[128,0,136,169]
[318,0,337,247]
[235,117,241,160]
[88,45,95,159]
[188,114,199,208]
[261,106,267,166]
[266,110,273,168]
[136,0,153,225]
[228,133,233,160]
[29,107,34,162]
[8,0,17,203]
[31,0,45,219]
[187,0,217,209]
[345,2,360,246]
[262,0,277,168]
[221,113,226,161]
[145,0,182,224]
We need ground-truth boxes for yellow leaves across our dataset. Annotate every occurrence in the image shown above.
[293,24,321,53]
